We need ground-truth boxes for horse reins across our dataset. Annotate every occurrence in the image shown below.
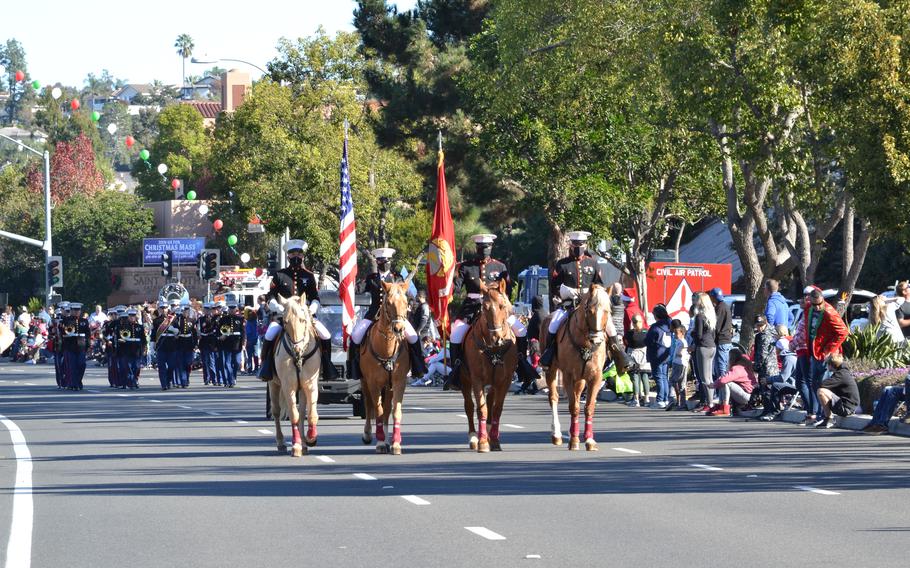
[281,304,319,379]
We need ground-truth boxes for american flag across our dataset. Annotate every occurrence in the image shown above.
[339,130,357,350]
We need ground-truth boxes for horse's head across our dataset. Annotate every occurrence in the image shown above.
[582,284,610,343]
[278,293,312,342]
[481,278,513,346]
[381,281,410,339]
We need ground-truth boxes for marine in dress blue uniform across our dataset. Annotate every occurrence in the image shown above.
[153,303,178,390]
[61,303,90,390]
[173,305,198,388]
[198,303,219,385]
[218,301,244,387]
[117,309,147,389]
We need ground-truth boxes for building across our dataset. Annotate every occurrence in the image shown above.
[180,101,221,128]
[221,70,251,113]
[111,84,152,104]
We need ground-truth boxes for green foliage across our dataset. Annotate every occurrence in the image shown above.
[132,104,211,201]
[0,168,44,302]
[0,39,36,125]
[26,297,42,313]
[844,325,910,368]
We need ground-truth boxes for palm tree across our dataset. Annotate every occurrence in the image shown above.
[174,34,195,99]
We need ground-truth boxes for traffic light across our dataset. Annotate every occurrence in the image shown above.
[202,249,220,280]
[197,252,206,280]
[161,250,174,279]
[267,251,278,276]
[47,255,63,288]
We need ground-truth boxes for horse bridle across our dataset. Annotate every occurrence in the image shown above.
[565,291,606,362]
[473,290,514,367]
[281,303,319,378]
[370,288,408,373]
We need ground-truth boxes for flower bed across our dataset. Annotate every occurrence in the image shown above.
[851,363,909,414]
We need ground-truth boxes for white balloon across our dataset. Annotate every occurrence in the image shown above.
[198,204,209,215]
[157,163,168,175]
[51,87,62,100]
[107,123,118,135]
[240,253,251,263]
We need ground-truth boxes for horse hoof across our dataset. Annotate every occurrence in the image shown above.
[551,435,563,446]
[490,440,502,452]
[469,436,479,450]
[277,445,288,454]
[585,439,599,451]
[291,445,304,458]
[391,444,402,456]
[362,434,372,445]
[478,440,491,453]
[568,437,580,451]
[376,444,389,454]
[305,437,317,448]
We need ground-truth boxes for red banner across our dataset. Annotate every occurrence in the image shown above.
[425,149,456,333]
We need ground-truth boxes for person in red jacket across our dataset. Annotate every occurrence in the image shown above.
[804,288,849,426]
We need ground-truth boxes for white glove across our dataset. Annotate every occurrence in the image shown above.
[268,299,281,314]
[308,300,320,315]
[167,326,179,334]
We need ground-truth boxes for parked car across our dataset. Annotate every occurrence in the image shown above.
[315,290,371,417]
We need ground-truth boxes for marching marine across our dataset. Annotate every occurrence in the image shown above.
[218,300,245,387]
[117,308,147,389]
[259,239,338,381]
[61,302,90,390]
[347,248,428,380]
[198,302,219,385]
[153,302,178,390]
[443,234,538,390]
[174,304,198,388]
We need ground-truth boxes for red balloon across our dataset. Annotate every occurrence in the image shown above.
[125,136,135,148]
[171,179,180,190]
[213,219,224,231]
[14,70,24,82]
[70,99,80,110]
[255,268,263,277]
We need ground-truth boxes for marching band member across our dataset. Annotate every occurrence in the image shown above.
[198,302,219,385]
[61,303,90,390]
[174,305,198,388]
[117,309,147,390]
[153,302,178,390]
[218,300,244,387]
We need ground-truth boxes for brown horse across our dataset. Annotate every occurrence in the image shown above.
[540,284,613,451]
[268,294,321,457]
[460,279,518,452]
[358,280,413,455]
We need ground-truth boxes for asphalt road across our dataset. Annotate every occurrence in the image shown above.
[1,362,909,568]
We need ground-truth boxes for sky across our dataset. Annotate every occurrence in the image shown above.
[1,0,417,88]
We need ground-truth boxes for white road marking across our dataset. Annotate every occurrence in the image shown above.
[23,383,35,386]
[315,455,335,463]
[690,463,723,471]
[382,485,394,489]
[149,399,162,403]
[401,495,430,506]
[257,429,273,435]
[503,424,525,429]
[611,447,642,454]
[177,405,192,410]
[353,473,377,481]
[747,474,758,478]
[205,411,221,416]
[465,526,506,541]
[456,414,467,418]
[526,555,542,559]
[409,406,428,410]
[1,413,33,568]
[233,419,248,424]
[116,393,129,397]
[87,389,101,393]
[793,485,840,496]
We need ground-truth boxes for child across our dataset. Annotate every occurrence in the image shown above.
[669,319,690,411]
[624,314,651,407]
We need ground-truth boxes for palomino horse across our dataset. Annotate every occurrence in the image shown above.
[268,294,321,457]
[540,284,613,451]
[359,280,413,455]
[459,279,518,452]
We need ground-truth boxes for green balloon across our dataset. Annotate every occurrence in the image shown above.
[186,190,197,200]
[91,111,100,122]
[227,234,238,246]
[139,149,150,161]
[31,80,40,90]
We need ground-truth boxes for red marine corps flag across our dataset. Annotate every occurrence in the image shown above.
[426,134,455,333]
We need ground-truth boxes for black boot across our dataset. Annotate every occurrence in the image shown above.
[347,344,361,381]
[258,338,276,382]
[407,341,428,377]
[609,335,631,374]
[442,343,463,391]
[515,336,540,382]
[540,331,558,367]
[320,339,339,380]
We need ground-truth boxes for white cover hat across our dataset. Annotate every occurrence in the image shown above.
[567,231,591,242]
[283,239,308,253]
[471,234,497,244]
[372,247,396,259]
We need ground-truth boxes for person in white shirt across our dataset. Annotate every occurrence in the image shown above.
[669,320,690,411]
[88,305,109,328]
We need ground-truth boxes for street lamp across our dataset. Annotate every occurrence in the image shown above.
[190,56,268,75]
[0,133,53,302]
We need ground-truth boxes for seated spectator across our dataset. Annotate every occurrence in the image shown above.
[624,314,651,407]
[759,329,799,421]
[517,339,542,394]
[411,345,451,387]
[862,373,910,434]
[705,351,757,416]
[815,352,860,429]
[668,319,689,411]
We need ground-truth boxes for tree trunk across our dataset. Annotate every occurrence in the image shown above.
[673,219,685,262]
[547,219,567,270]
[838,207,872,310]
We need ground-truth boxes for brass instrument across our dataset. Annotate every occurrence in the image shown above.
[64,324,76,335]
[120,328,131,340]
[220,323,233,336]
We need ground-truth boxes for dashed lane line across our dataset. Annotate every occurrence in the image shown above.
[176,405,192,410]
[465,527,506,541]
[612,447,642,454]
[204,411,221,416]
[148,399,162,403]
[233,419,248,424]
[315,455,335,463]
[456,414,467,418]
[257,429,273,435]
[401,495,431,506]
[690,463,723,472]
[353,473,377,481]
[793,485,840,496]
[503,424,525,429]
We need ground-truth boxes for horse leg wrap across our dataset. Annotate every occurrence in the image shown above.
[392,420,402,445]
[584,419,594,441]
[291,424,302,446]
[306,424,317,441]
[569,418,579,438]
[478,417,488,441]
[490,419,500,441]
[375,421,386,442]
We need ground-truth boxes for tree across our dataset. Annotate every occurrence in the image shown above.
[52,191,154,305]
[26,133,104,204]
[174,34,195,97]
[0,39,36,125]
[0,167,44,302]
